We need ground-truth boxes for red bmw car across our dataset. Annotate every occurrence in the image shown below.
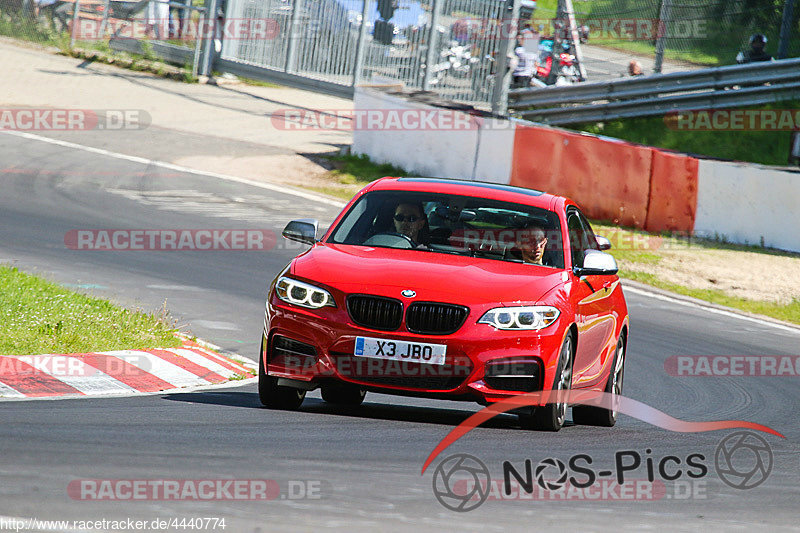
[260,177,629,431]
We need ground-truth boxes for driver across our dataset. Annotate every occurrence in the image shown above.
[393,202,429,246]
[515,226,548,265]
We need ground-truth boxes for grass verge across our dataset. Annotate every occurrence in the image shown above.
[311,153,408,201]
[591,222,800,325]
[571,101,799,166]
[0,265,182,355]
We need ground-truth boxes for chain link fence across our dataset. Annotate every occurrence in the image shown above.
[539,0,800,67]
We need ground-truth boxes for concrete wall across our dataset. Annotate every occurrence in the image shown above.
[352,87,515,184]
[695,159,800,251]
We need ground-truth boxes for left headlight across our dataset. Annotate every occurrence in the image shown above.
[478,306,560,330]
[275,277,336,309]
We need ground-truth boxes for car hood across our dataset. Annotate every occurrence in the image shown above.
[290,243,564,305]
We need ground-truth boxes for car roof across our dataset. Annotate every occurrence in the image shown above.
[366,177,562,211]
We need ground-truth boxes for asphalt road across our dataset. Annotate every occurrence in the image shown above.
[1,131,799,532]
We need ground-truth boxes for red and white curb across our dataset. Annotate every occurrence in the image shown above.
[0,337,257,400]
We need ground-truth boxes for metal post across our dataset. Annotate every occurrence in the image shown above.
[97,0,111,39]
[778,0,796,60]
[653,0,673,73]
[69,0,82,49]
[352,0,372,85]
[181,0,191,40]
[284,0,304,73]
[192,10,203,78]
[200,0,219,76]
[561,0,586,80]
[422,0,442,91]
[491,0,520,115]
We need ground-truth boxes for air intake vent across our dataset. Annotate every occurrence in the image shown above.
[405,302,469,335]
[347,295,403,331]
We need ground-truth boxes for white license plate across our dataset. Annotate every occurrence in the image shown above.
[354,337,447,366]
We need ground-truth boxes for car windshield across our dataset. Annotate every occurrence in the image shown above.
[328,190,564,269]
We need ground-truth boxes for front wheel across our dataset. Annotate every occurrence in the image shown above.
[258,334,305,410]
[573,335,625,427]
[519,334,573,431]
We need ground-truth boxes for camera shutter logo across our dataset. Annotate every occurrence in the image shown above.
[535,457,569,491]
[715,431,773,490]
[432,453,490,512]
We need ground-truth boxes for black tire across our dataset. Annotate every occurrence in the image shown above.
[573,335,625,427]
[519,334,573,432]
[321,383,366,406]
[258,334,305,410]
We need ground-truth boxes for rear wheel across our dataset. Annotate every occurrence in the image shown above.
[519,334,573,432]
[573,335,625,427]
[321,383,366,406]
[258,334,305,410]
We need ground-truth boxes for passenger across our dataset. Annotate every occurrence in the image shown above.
[393,202,430,246]
[515,226,548,265]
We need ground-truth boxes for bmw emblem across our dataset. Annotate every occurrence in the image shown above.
[401,290,416,298]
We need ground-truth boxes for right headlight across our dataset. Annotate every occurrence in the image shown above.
[478,306,560,330]
[275,277,336,309]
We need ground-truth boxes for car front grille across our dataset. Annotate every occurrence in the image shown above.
[405,302,470,335]
[346,295,403,331]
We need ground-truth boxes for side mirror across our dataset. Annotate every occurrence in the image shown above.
[595,235,612,251]
[283,219,318,246]
[574,249,619,276]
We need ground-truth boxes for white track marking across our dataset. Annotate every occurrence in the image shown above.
[0,130,346,207]
[193,346,251,371]
[623,285,800,335]
[0,381,25,398]
[104,350,209,388]
[165,348,238,378]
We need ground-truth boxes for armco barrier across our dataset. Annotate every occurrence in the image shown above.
[510,126,652,228]
[644,151,699,233]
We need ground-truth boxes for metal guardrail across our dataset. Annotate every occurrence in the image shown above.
[508,58,800,125]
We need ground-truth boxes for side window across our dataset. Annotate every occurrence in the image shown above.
[576,210,599,252]
[567,211,585,268]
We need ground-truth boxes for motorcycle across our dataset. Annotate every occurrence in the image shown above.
[533,38,582,86]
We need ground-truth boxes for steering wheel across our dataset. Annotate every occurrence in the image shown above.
[363,232,416,249]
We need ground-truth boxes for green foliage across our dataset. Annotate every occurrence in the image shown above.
[0,265,181,355]
[574,101,799,166]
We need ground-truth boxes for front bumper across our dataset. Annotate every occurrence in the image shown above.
[263,297,567,405]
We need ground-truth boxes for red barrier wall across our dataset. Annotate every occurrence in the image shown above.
[510,124,700,233]
[510,125,652,228]
[644,151,699,233]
